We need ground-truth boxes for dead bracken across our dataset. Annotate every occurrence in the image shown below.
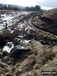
[0,9,57,76]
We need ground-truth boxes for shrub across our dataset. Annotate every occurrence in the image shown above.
[2,51,8,57]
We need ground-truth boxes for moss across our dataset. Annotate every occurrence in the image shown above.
[2,51,8,57]
[43,36,57,46]
[14,38,21,45]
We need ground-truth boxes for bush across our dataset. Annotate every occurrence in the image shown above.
[43,36,57,46]
[2,51,8,57]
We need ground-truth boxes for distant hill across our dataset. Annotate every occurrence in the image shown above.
[24,5,41,11]
[0,4,21,10]
[0,4,41,11]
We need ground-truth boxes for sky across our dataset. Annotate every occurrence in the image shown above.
[0,0,57,10]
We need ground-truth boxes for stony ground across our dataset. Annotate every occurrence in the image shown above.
[0,9,57,76]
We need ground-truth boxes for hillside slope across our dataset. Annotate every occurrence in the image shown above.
[0,9,57,76]
[32,9,57,35]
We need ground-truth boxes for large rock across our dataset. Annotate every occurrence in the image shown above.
[29,39,44,55]
[15,45,29,51]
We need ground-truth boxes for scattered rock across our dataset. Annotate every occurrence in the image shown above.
[3,42,14,54]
